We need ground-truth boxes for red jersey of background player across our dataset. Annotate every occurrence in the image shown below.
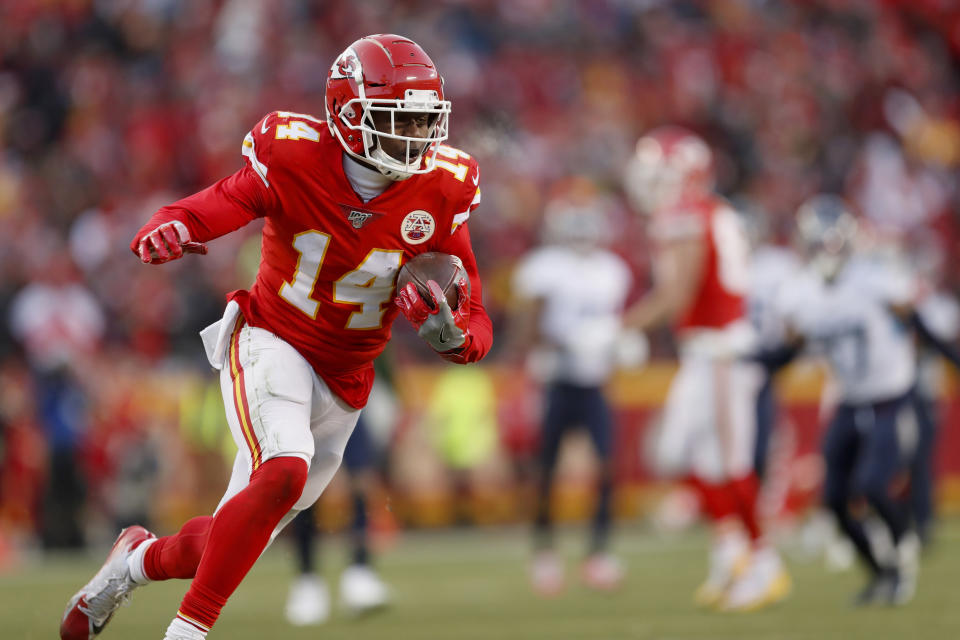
[650,195,749,332]
[131,110,492,408]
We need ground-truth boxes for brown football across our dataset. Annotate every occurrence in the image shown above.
[396,252,470,310]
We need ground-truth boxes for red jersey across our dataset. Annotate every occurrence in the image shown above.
[132,111,492,408]
[650,195,748,331]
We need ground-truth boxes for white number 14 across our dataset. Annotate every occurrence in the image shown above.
[279,231,402,329]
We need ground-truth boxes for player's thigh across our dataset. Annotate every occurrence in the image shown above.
[855,398,909,492]
[714,360,763,478]
[220,325,316,471]
[578,387,614,459]
[294,377,361,511]
[657,359,712,476]
[342,414,375,472]
[539,383,575,463]
[821,406,861,502]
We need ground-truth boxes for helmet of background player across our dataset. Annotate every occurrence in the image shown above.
[541,200,611,252]
[795,194,859,281]
[325,34,451,181]
[623,126,714,215]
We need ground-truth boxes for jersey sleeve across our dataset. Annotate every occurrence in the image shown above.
[432,213,493,365]
[876,262,917,307]
[130,113,281,252]
[448,155,482,236]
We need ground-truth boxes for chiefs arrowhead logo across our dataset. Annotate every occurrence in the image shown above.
[401,210,435,244]
[331,48,361,81]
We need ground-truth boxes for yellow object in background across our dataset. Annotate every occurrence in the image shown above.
[424,366,498,470]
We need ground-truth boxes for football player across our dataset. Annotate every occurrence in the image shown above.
[768,195,925,605]
[510,190,636,596]
[623,127,790,612]
[60,35,492,640]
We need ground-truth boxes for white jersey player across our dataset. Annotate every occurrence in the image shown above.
[511,194,634,596]
[780,254,917,405]
[513,216,633,388]
[775,195,920,606]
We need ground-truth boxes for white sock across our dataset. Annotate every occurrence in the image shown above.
[164,615,208,639]
[127,537,157,586]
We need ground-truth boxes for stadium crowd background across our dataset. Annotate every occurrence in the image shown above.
[0,0,958,559]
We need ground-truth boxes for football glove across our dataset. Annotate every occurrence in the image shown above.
[136,221,208,264]
[395,279,470,353]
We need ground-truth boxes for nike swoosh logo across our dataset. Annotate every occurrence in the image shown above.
[438,324,448,343]
[472,174,479,186]
[261,119,269,134]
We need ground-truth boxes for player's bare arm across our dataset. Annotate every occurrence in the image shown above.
[624,234,705,331]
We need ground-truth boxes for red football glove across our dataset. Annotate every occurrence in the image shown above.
[395,279,470,352]
[135,220,208,264]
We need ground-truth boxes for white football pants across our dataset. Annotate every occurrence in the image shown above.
[656,355,763,483]
[201,302,360,544]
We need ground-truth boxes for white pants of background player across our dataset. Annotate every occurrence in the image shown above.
[201,301,360,544]
[656,353,763,483]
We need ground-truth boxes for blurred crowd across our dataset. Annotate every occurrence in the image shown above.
[1,0,958,554]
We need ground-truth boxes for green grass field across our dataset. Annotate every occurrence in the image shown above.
[4,520,960,640]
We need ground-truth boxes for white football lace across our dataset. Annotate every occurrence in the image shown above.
[78,576,134,625]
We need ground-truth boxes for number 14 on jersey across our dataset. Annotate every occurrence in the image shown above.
[279,231,403,330]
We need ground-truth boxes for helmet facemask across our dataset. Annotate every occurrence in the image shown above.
[795,195,859,282]
[335,90,451,181]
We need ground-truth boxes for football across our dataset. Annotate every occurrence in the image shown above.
[396,252,470,310]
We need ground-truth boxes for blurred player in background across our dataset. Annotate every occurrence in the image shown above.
[768,195,924,605]
[60,34,492,640]
[285,356,397,626]
[623,127,790,612]
[510,189,637,596]
[284,418,389,626]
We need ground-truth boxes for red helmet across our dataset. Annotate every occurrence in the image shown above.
[325,34,451,181]
[623,126,714,213]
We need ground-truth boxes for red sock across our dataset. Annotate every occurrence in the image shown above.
[144,516,213,581]
[177,456,308,631]
[685,475,735,522]
[728,474,763,542]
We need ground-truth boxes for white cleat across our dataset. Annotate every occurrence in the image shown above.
[894,532,921,605]
[694,533,748,608]
[339,564,391,615]
[60,526,156,639]
[529,551,565,597]
[719,547,791,612]
[285,574,330,626]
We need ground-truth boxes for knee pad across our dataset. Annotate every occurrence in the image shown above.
[251,456,309,510]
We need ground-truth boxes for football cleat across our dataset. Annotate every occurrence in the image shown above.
[894,532,920,605]
[580,553,625,591]
[60,526,155,639]
[285,574,330,626]
[852,568,898,607]
[529,551,565,597]
[694,534,748,608]
[718,547,791,613]
[339,564,391,615]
